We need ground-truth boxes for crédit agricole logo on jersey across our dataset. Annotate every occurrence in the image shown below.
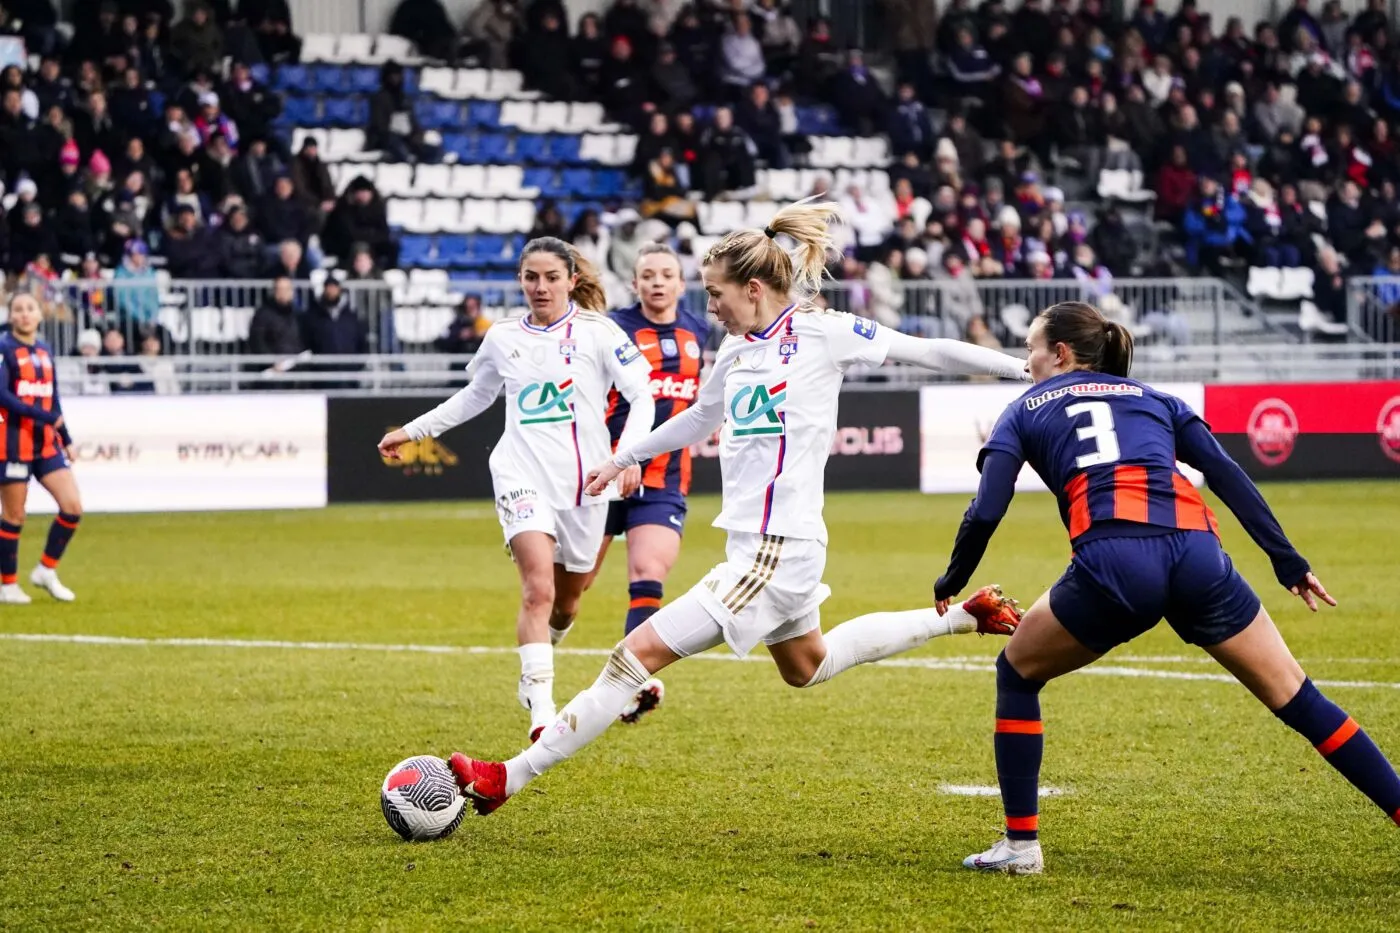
[517,379,575,425]
[730,380,787,437]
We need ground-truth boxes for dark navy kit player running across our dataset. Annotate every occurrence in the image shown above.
[585,243,709,723]
[0,293,83,604]
[934,301,1400,874]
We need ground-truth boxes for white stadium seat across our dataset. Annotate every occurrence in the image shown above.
[395,308,456,345]
[421,198,465,233]
[533,101,568,133]
[376,163,414,198]
[301,34,336,62]
[336,34,374,64]
[326,129,367,161]
[412,163,452,198]
[448,164,485,197]
[566,102,605,133]
[613,135,637,165]
[387,198,423,231]
[453,69,490,99]
[495,200,536,234]
[487,70,524,98]
[578,134,613,163]
[485,165,525,197]
[498,100,534,129]
[292,128,328,153]
[419,67,454,97]
[373,35,417,64]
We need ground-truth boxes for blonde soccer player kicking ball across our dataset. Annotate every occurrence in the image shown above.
[445,201,1032,812]
[379,238,656,743]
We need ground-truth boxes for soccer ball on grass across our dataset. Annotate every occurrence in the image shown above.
[380,755,466,841]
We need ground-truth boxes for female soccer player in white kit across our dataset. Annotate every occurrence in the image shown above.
[378,238,656,742]
[446,201,1029,813]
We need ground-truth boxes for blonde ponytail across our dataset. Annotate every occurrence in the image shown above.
[566,244,607,312]
[701,195,843,299]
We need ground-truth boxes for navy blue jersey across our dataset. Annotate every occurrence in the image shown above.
[0,334,66,462]
[604,303,709,495]
[982,371,1218,544]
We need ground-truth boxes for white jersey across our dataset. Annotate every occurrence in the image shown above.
[404,304,655,511]
[705,306,891,544]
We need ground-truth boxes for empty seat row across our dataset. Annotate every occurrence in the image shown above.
[578,133,638,167]
[292,128,378,162]
[301,33,420,65]
[334,163,534,198]
[399,234,529,269]
[696,200,804,236]
[497,100,614,134]
[1247,266,1316,301]
[156,307,255,344]
[273,64,384,95]
[807,136,891,169]
[388,198,537,234]
[1096,169,1156,203]
[757,167,892,200]
[417,68,532,101]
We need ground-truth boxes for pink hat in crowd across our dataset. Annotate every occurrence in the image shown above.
[59,139,80,167]
[89,150,112,175]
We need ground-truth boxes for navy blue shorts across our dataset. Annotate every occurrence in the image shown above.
[1,452,71,485]
[1049,530,1262,654]
[604,488,688,538]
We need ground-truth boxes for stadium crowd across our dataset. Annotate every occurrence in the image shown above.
[4,0,1400,369]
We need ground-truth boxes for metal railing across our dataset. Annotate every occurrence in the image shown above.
[1346,275,1400,344]
[58,344,1400,397]
[25,275,1278,359]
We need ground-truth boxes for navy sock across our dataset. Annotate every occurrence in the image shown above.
[0,520,20,584]
[42,512,80,569]
[625,580,664,635]
[995,651,1046,840]
[1274,678,1400,825]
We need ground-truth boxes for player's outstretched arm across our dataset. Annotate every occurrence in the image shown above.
[584,399,723,496]
[935,449,1020,610]
[1174,417,1330,605]
[883,331,1031,382]
[380,345,504,458]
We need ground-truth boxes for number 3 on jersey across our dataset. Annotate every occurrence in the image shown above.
[1066,400,1120,468]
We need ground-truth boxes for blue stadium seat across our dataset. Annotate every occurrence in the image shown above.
[312,65,345,94]
[280,96,320,127]
[595,169,626,197]
[348,66,380,94]
[522,167,554,194]
[416,99,460,130]
[478,133,512,162]
[441,132,477,161]
[796,105,841,135]
[399,235,434,267]
[434,235,470,267]
[547,134,582,164]
[148,90,166,116]
[473,234,505,261]
[468,101,500,129]
[514,133,547,163]
[323,96,365,127]
[250,63,271,85]
[402,67,419,95]
[274,64,309,92]
[561,167,594,197]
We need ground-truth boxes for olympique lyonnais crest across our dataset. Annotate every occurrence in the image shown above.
[558,337,576,360]
[778,334,799,364]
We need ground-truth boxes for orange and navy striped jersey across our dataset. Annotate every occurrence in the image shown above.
[604,303,708,495]
[980,372,1218,545]
[0,333,66,462]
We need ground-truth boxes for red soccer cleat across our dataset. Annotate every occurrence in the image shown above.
[528,725,545,744]
[447,752,510,815]
[962,584,1022,636]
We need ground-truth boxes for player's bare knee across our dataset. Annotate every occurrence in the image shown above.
[520,577,555,614]
[2,505,25,526]
[782,663,818,688]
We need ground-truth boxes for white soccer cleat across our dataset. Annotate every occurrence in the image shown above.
[619,678,665,724]
[30,565,75,602]
[962,836,1044,875]
[0,583,32,605]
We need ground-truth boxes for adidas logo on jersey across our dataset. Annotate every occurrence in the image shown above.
[16,379,53,398]
[517,379,575,424]
[730,381,787,437]
[649,374,699,401]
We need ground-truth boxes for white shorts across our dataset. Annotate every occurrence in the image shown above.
[682,532,830,656]
[494,482,607,574]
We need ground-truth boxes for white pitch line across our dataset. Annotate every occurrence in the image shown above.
[939,784,1067,797]
[2,633,1399,691]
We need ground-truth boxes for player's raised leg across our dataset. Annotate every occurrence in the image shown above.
[963,593,1101,875]
[510,531,564,743]
[31,465,80,602]
[1206,594,1400,827]
[449,591,722,814]
[617,522,682,723]
[767,585,1022,688]
[0,482,31,604]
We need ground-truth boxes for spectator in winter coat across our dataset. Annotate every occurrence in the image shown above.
[1279,0,1323,51]
[368,62,433,163]
[218,204,264,278]
[754,0,801,80]
[1244,178,1302,267]
[650,41,698,112]
[170,1,224,77]
[521,10,574,100]
[388,0,457,63]
[698,107,757,198]
[248,276,304,356]
[7,202,59,274]
[735,83,789,169]
[1183,175,1248,270]
[719,14,766,93]
[1001,54,1047,158]
[947,26,999,98]
[112,239,160,325]
[230,136,282,204]
[464,0,520,70]
[74,90,125,164]
[163,203,221,278]
[571,13,609,101]
[54,191,99,265]
[265,238,312,280]
[1326,178,1383,264]
[1253,83,1305,143]
[221,61,280,146]
[941,110,985,178]
[323,176,397,269]
[290,136,336,226]
[300,275,368,387]
[1087,206,1138,277]
[888,82,935,161]
[600,35,650,128]
[258,175,314,247]
[435,293,488,354]
[828,49,888,136]
[194,91,240,152]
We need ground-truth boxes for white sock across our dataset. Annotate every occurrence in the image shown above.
[505,642,650,795]
[518,642,555,728]
[804,605,975,687]
[548,619,573,646]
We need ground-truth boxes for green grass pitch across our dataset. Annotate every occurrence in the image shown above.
[2,481,1399,931]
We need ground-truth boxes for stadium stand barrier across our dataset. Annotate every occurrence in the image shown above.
[1348,277,1400,345]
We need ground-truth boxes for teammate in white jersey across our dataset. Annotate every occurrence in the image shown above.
[378,238,656,742]
[445,200,1030,814]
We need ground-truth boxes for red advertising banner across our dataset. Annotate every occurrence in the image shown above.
[1204,382,1400,478]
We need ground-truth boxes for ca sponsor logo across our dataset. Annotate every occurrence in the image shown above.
[730,380,787,437]
[517,379,575,424]
[1246,398,1298,467]
[1377,395,1400,464]
[381,427,459,476]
